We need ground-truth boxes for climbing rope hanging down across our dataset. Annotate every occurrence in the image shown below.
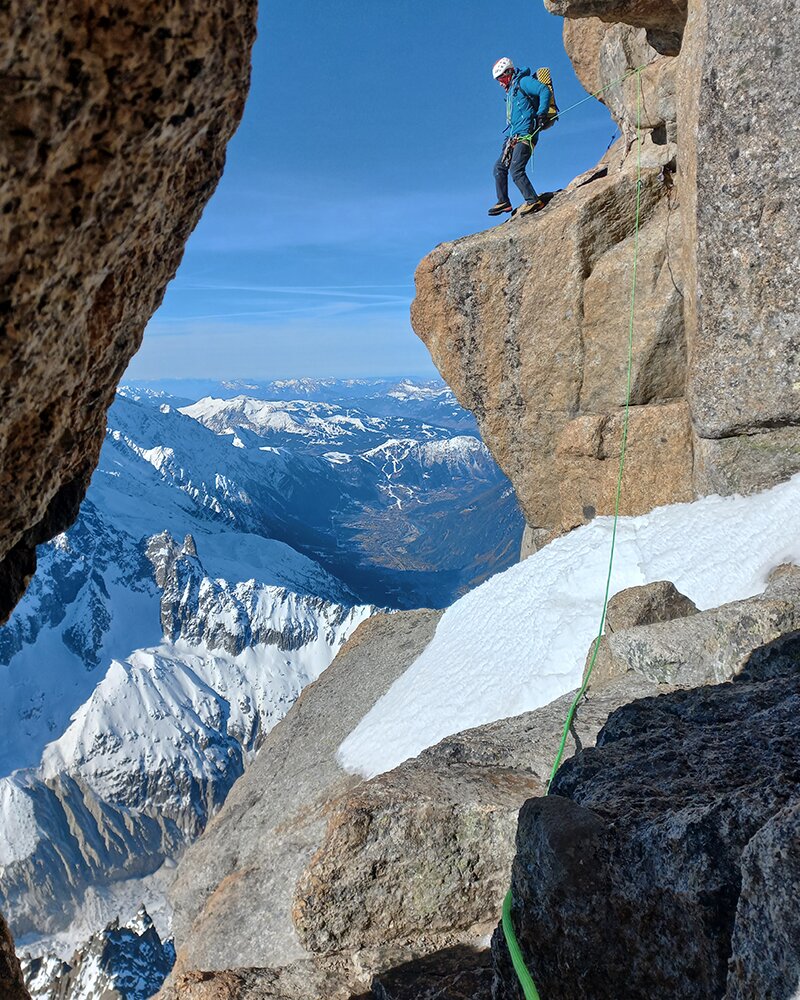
[501,67,645,1000]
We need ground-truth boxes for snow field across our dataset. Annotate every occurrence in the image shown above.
[0,780,41,868]
[338,474,800,778]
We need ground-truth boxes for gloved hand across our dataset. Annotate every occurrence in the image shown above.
[533,114,547,133]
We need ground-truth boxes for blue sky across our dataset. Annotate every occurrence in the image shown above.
[127,0,617,381]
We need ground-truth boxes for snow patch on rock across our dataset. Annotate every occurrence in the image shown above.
[339,475,800,778]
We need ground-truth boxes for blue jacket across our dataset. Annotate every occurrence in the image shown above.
[505,67,552,138]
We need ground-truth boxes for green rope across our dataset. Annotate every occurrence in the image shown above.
[545,69,644,792]
[502,69,645,999]
[502,889,542,1000]
[549,64,648,126]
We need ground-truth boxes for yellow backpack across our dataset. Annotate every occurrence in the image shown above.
[535,67,560,129]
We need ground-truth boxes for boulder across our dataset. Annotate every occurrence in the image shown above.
[166,610,444,977]
[290,674,661,971]
[292,761,541,956]
[604,579,697,632]
[491,653,800,999]
[0,0,257,622]
[0,912,29,1000]
[588,569,800,687]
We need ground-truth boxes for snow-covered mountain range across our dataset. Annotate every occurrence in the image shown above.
[114,382,522,608]
[0,378,522,996]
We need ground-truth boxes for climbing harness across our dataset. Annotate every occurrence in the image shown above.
[501,67,645,1000]
[502,135,520,167]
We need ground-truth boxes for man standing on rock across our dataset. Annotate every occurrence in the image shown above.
[488,57,551,217]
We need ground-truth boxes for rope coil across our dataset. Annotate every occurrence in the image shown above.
[501,67,645,1000]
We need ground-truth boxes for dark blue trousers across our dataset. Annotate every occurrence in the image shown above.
[494,137,538,204]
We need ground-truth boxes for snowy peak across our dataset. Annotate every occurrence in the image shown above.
[157,531,370,656]
[181,395,320,438]
[387,379,455,402]
[0,519,374,942]
[21,906,175,1000]
[180,394,426,452]
[2,583,374,939]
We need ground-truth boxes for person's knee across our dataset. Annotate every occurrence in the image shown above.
[510,163,527,183]
[493,159,506,179]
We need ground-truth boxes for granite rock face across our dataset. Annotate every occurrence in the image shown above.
[0,0,257,622]
[411,13,686,544]
[412,157,689,542]
[727,800,800,1000]
[544,0,687,36]
[165,610,444,978]
[679,0,800,495]
[412,0,800,542]
[492,646,800,999]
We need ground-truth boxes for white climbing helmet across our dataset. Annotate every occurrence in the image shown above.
[492,57,514,79]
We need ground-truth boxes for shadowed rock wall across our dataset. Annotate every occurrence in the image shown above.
[0,912,29,1000]
[0,0,257,622]
[491,643,800,999]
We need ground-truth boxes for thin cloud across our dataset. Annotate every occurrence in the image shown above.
[171,282,413,301]
[147,295,410,332]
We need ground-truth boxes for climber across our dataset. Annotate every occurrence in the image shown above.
[488,57,551,217]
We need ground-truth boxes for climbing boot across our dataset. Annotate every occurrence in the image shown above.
[487,201,513,216]
[519,198,546,216]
